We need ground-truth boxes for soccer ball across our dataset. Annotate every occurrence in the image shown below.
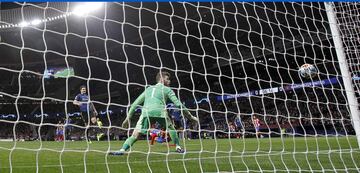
[298,64,317,78]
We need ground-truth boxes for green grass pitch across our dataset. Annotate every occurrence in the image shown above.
[1,137,359,173]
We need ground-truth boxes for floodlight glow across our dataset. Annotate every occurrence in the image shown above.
[31,19,42,25]
[19,21,29,27]
[73,2,103,16]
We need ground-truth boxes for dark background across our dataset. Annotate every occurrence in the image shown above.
[0,2,356,139]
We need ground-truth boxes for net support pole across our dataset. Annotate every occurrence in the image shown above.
[325,2,360,148]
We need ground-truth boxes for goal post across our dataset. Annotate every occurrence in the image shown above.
[325,2,360,148]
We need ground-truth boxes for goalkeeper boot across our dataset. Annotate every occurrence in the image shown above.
[175,146,185,153]
[109,149,125,156]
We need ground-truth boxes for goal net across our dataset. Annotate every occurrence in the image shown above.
[0,2,359,173]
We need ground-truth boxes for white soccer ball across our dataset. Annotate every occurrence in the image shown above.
[298,64,317,78]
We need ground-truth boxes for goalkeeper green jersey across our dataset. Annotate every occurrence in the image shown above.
[127,83,191,119]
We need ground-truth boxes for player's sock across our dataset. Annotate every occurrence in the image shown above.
[121,136,137,151]
[169,130,180,146]
[150,133,156,145]
[97,133,104,141]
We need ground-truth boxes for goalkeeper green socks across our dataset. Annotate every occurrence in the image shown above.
[169,130,180,146]
[122,136,137,151]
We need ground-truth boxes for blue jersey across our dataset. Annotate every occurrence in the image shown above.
[168,104,181,121]
[75,93,91,112]
[235,117,243,128]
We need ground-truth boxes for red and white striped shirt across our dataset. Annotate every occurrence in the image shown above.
[253,118,260,127]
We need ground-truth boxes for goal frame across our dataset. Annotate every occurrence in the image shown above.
[325,2,360,148]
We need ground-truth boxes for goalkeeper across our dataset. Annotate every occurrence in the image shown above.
[110,71,198,155]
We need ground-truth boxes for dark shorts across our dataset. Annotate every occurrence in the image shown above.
[80,111,97,126]
[174,120,183,129]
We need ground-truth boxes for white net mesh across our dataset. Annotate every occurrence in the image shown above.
[0,2,359,173]
[334,3,360,100]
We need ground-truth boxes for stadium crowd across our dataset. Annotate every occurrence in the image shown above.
[0,85,355,142]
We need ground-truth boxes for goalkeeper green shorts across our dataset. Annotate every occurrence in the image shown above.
[135,116,174,134]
